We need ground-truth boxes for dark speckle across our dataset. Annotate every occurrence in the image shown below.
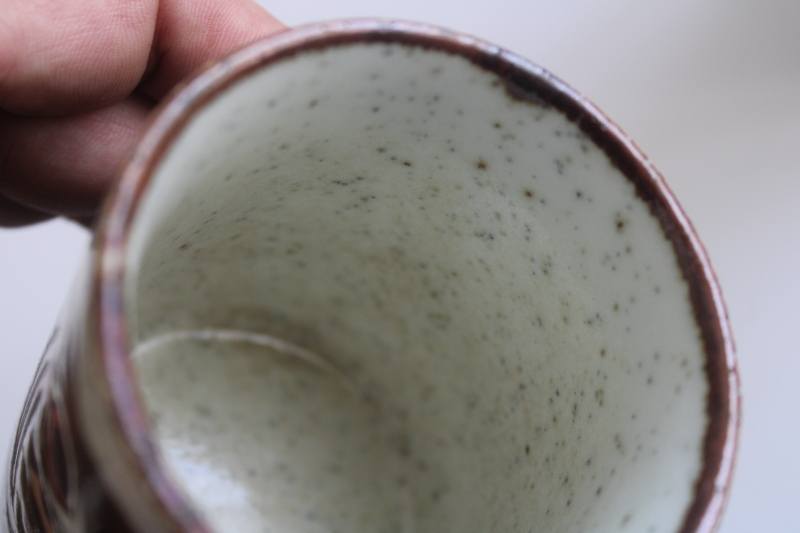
[403,161,412,167]
[476,159,488,170]
[524,189,535,199]
[308,99,318,108]
[615,214,629,233]
[614,434,625,455]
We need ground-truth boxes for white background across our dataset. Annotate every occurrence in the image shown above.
[1,1,798,531]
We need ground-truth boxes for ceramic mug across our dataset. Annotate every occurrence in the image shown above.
[3,19,739,533]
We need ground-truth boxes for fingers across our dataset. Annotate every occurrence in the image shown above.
[0,95,152,218]
[0,0,158,115]
[139,0,287,100]
[0,0,287,116]
[0,0,287,226]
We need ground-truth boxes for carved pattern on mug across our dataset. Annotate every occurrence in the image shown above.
[6,327,75,532]
[4,323,135,533]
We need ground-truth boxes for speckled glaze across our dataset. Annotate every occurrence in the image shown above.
[3,20,738,533]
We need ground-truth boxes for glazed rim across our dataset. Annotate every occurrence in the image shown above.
[94,19,739,533]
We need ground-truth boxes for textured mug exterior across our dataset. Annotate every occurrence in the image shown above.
[2,19,739,533]
[2,270,139,533]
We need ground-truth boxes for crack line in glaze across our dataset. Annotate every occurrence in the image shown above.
[132,329,358,395]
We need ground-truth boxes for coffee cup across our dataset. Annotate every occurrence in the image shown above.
[3,19,739,533]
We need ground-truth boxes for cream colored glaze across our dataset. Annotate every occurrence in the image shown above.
[135,335,415,533]
[127,40,708,533]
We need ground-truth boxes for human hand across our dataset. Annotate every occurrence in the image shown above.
[0,0,286,227]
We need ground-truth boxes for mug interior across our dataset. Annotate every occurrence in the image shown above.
[122,29,714,533]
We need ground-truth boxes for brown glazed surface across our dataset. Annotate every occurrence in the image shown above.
[3,283,137,533]
[3,19,739,533]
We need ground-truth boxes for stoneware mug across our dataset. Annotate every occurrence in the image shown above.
[3,19,739,533]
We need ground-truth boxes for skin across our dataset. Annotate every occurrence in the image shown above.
[0,0,286,227]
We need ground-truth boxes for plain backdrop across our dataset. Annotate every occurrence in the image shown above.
[1,1,798,531]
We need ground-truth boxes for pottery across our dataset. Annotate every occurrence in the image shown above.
[2,19,738,533]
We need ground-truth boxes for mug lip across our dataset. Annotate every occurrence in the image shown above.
[93,18,740,533]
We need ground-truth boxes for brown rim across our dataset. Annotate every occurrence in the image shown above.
[95,19,740,533]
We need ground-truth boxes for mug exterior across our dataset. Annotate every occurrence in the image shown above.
[2,19,739,533]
